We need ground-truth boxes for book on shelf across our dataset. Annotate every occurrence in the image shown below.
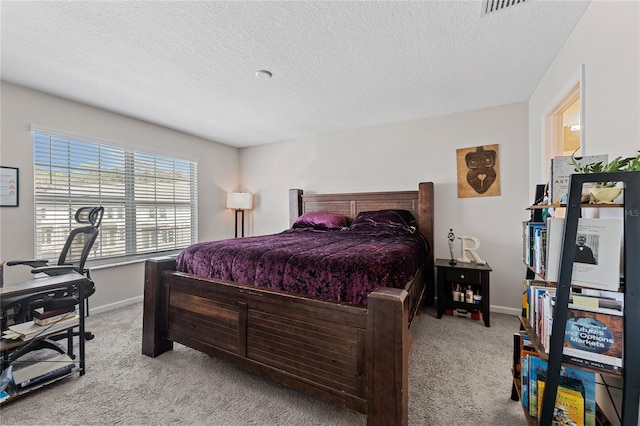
[33,309,77,326]
[32,305,75,320]
[549,154,608,205]
[522,279,554,320]
[539,288,555,350]
[527,285,557,339]
[513,333,522,380]
[521,354,529,410]
[545,217,623,291]
[528,355,596,426]
[575,288,623,311]
[533,225,547,276]
[523,221,546,268]
[519,334,537,410]
[563,305,623,373]
[526,285,624,373]
[522,221,529,265]
[11,353,75,389]
[1,315,78,341]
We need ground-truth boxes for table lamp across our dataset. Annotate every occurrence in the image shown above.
[227,192,253,237]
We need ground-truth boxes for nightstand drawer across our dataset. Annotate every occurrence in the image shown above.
[444,269,481,284]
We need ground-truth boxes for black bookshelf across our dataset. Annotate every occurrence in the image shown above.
[540,171,640,426]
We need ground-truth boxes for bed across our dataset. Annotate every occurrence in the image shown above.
[142,182,434,426]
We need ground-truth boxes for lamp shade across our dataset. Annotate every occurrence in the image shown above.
[226,192,253,210]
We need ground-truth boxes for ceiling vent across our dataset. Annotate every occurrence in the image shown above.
[482,0,527,16]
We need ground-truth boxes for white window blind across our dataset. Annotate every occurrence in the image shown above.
[33,129,198,264]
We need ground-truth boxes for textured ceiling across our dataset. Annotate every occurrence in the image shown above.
[1,1,590,148]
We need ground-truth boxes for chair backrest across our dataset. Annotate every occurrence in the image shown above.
[57,207,104,274]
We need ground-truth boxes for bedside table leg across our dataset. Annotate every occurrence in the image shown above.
[436,268,444,319]
[482,271,490,327]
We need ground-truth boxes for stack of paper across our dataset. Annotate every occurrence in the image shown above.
[1,315,78,341]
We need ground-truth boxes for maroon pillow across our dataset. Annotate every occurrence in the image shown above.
[351,209,416,227]
[292,212,348,230]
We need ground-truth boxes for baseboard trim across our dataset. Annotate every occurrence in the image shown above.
[434,297,520,316]
[89,296,143,316]
[490,305,520,316]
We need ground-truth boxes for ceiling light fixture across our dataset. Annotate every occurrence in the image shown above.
[255,70,272,79]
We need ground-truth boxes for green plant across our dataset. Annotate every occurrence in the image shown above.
[570,151,640,187]
[627,152,640,171]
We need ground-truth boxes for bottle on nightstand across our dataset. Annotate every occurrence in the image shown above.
[465,286,474,304]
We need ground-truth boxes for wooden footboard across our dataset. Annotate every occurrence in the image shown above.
[142,257,413,425]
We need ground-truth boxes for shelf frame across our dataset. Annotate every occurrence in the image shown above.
[0,272,89,405]
[540,171,640,426]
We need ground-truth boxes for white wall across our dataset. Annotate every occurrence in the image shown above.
[241,103,530,313]
[0,82,239,310]
[529,0,640,189]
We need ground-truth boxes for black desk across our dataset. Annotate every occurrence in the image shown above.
[0,272,87,299]
[0,272,89,403]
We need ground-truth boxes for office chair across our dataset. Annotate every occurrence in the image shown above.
[1,206,104,344]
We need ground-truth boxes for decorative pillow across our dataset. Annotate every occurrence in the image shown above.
[292,212,348,230]
[351,209,417,227]
[346,222,414,236]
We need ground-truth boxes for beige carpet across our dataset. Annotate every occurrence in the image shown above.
[1,303,525,425]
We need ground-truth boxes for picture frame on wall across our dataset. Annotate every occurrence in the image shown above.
[0,166,19,207]
[456,144,501,198]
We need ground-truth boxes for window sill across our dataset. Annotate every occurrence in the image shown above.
[86,252,179,271]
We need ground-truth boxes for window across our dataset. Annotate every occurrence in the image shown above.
[33,129,198,264]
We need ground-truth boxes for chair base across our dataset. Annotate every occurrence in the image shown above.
[50,330,95,342]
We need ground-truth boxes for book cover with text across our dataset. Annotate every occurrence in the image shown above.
[528,356,595,425]
[563,307,623,373]
[549,155,607,205]
[545,217,622,291]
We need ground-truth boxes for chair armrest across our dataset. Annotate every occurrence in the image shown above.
[30,295,79,311]
[7,260,49,268]
[31,265,76,276]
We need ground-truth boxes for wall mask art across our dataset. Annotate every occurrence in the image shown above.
[456,144,501,198]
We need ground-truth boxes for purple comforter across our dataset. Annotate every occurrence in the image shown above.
[175,226,429,306]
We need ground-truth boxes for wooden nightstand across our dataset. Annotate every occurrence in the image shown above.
[435,258,492,327]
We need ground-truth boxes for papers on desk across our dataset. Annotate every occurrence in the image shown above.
[1,315,79,341]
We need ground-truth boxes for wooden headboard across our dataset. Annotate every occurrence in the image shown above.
[288,182,435,303]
